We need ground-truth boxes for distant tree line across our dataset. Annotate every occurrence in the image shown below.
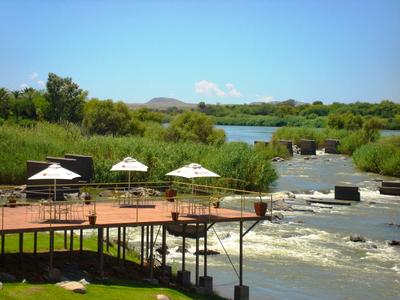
[0,73,225,145]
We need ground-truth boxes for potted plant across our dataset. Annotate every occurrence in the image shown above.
[165,184,177,202]
[80,186,93,205]
[254,193,268,216]
[8,195,17,208]
[171,200,179,222]
[86,210,97,225]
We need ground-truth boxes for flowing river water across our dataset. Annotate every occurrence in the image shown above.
[109,126,400,299]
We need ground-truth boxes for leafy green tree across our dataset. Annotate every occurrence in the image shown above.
[197,101,206,113]
[363,116,384,141]
[164,110,226,145]
[82,99,145,137]
[21,87,37,119]
[343,111,363,131]
[0,87,10,119]
[300,104,329,117]
[280,99,296,107]
[313,100,323,105]
[327,113,344,129]
[368,100,399,118]
[131,107,162,123]
[44,73,88,123]
[9,90,24,120]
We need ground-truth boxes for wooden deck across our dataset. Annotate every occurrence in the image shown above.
[1,199,271,234]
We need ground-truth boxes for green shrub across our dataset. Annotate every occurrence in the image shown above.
[353,135,400,176]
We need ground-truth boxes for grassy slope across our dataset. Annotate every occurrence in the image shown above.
[0,232,228,300]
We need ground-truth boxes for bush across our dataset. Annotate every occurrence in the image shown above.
[353,135,400,176]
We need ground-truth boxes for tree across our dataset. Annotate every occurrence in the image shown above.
[343,111,363,131]
[363,116,384,141]
[197,101,206,113]
[44,73,88,123]
[131,107,162,123]
[313,100,323,105]
[0,87,10,119]
[164,110,226,145]
[82,99,145,137]
[9,90,24,120]
[327,113,344,129]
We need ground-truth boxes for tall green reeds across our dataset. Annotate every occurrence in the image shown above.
[0,122,278,191]
[353,135,400,176]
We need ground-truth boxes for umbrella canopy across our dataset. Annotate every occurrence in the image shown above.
[110,157,148,190]
[28,163,81,201]
[166,163,220,195]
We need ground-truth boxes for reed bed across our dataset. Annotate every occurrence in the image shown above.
[0,122,278,191]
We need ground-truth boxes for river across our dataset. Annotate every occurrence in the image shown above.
[116,126,400,299]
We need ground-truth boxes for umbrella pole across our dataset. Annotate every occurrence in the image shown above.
[128,171,131,191]
[192,178,194,198]
[54,179,56,202]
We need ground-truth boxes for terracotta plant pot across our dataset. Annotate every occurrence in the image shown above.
[9,200,17,208]
[84,196,91,205]
[88,215,97,225]
[166,189,177,202]
[254,201,268,216]
[171,211,179,221]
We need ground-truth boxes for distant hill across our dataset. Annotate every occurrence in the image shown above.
[249,100,308,106]
[147,97,186,105]
[126,97,197,110]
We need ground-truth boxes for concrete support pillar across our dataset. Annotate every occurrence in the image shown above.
[200,276,213,295]
[234,285,250,300]
[178,270,191,287]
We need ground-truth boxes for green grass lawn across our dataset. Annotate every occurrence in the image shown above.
[0,232,229,300]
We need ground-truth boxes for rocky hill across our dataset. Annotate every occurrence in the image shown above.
[127,97,197,109]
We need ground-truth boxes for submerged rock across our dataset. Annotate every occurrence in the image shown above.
[388,239,400,246]
[350,234,366,243]
[273,200,293,211]
[194,249,220,255]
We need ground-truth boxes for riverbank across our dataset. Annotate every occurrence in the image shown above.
[0,232,228,300]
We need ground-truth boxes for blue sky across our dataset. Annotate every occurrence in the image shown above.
[1,0,399,105]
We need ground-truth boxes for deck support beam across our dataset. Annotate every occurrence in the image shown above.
[1,234,5,266]
[199,221,213,295]
[141,226,144,267]
[98,227,104,278]
[177,224,191,287]
[117,227,121,266]
[243,220,261,238]
[34,232,37,255]
[195,223,199,287]
[19,233,23,269]
[80,229,83,254]
[123,226,126,262]
[70,230,73,262]
[234,220,249,300]
[149,225,154,279]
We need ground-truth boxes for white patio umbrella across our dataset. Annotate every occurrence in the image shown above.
[166,163,220,196]
[110,157,148,191]
[28,163,81,202]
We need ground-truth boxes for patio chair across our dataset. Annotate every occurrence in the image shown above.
[25,203,42,222]
[70,201,85,220]
[58,202,72,220]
